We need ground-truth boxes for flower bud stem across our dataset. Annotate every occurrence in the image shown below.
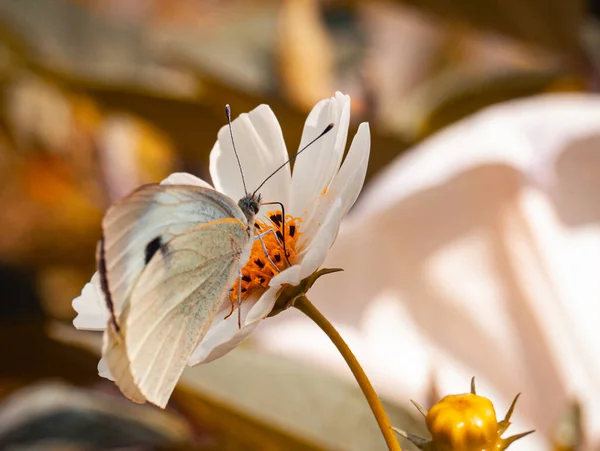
[294,295,402,450]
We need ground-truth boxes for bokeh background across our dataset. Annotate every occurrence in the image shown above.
[1,0,599,449]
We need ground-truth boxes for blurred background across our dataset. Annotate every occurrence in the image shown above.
[1,0,599,449]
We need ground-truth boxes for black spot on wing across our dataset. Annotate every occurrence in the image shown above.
[145,236,163,265]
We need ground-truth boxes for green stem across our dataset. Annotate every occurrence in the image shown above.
[294,295,402,451]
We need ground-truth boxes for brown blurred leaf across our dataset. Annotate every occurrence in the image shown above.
[553,401,584,451]
[419,70,584,138]
[49,324,328,450]
[277,0,334,111]
[179,347,424,451]
[0,158,102,267]
[389,0,586,59]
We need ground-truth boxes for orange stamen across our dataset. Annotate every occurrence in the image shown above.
[229,210,301,309]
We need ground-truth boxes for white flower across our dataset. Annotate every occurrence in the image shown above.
[73,92,370,378]
[254,94,600,450]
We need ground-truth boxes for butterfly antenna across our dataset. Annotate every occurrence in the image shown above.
[253,122,334,196]
[226,104,248,195]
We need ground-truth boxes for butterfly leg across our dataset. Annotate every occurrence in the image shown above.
[255,230,281,272]
[257,228,284,246]
[223,295,235,320]
[224,270,244,329]
[237,268,243,328]
[261,201,292,265]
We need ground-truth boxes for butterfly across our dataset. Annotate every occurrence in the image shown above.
[98,105,333,407]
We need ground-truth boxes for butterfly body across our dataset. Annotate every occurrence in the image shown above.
[98,183,261,407]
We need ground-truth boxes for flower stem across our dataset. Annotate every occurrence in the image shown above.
[294,295,402,451]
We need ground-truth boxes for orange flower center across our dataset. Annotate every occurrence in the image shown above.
[229,210,301,307]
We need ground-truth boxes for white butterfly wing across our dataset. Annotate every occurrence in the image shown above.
[104,218,249,407]
[98,184,250,406]
[103,324,147,403]
[100,184,247,319]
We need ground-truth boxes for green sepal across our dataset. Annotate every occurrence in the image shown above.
[267,268,343,318]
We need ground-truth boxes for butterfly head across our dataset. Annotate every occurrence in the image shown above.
[238,192,261,224]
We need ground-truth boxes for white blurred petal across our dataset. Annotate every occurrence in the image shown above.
[98,115,141,200]
[355,95,600,216]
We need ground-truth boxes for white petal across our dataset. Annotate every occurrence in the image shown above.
[98,357,114,381]
[187,295,261,365]
[72,272,109,331]
[299,123,370,249]
[209,105,291,212]
[160,172,213,189]
[271,198,343,287]
[331,123,371,219]
[244,285,280,325]
[289,92,350,223]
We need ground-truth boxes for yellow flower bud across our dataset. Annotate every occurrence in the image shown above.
[427,393,498,451]
[393,378,534,451]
